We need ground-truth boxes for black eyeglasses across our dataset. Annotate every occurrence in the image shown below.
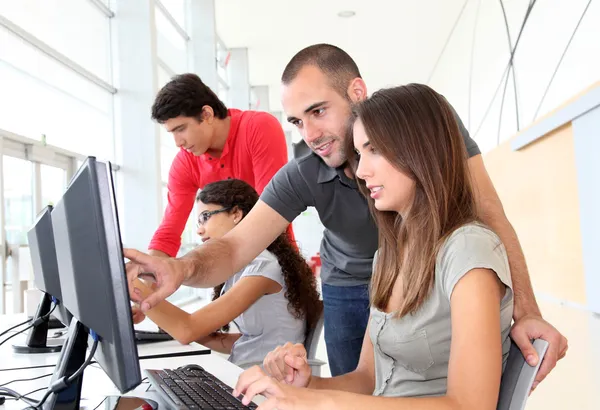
[196,207,232,228]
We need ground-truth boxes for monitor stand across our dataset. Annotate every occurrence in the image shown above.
[40,319,160,410]
[13,292,63,354]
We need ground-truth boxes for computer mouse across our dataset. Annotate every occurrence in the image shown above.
[181,364,205,371]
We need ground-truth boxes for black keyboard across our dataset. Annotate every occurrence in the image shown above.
[135,329,174,343]
[146,366,258,409]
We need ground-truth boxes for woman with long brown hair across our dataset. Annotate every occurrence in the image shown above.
[131,179,322,368]
[234,84,514,409]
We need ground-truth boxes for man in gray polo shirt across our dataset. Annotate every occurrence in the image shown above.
[126,44,567,384]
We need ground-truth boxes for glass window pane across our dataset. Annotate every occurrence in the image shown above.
[40,165,67,208]
[3,156,34,246]
[158,65,173,89]
[160,145,179,183]
[0,27,114,160]
[0,0,112,82]
[155,6,188,74]
[159,0,186,29]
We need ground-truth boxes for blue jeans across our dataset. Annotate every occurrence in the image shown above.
[321,283,370,376]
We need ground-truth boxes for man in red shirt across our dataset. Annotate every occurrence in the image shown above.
[148,73,289,257]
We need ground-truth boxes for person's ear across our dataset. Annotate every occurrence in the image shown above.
[202,105,215,124]
[347,78,368,103]
[232,207,244,224]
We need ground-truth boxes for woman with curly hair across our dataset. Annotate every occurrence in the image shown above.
[131,179,322,367]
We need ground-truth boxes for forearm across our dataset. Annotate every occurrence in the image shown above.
[134,279,214,344]
[309,370,374,395]
[320,391,459,410]
[178,239,236,288]
[149,249,170,258]
[479,209,541,318]
[195,332,241,354]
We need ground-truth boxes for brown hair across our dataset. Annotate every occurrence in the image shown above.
[151,73,228,123]
[196,179,322,334]
[281,43,361,99]
[348,84,478,316]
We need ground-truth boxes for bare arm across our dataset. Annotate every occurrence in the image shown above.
[133,275,280,345]
[307,326,375,394]
[468,155,540,318]
[196,333,242,354]
[179,200,290,287]
[237,268,505,410]
[149,250,169,258]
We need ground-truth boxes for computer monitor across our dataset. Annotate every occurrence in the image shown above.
[41,157,147,409]
[12,205,73,354]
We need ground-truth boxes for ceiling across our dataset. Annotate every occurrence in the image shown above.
[215,0,466,113]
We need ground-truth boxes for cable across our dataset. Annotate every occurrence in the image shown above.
[532,0,594,121]
[498,0,520,131]
[0,318,33,339]
[32,331,99,409]
[427,0,470,83]
[468,0,483,130]
[474,0,538,140]
[0,301,58,347]
[92,397,107,410]
[0,372,53,388]
[0,387,41,407]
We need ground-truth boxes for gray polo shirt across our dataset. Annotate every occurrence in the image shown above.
[260,108,481,286]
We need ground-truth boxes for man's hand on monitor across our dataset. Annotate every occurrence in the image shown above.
[124,248,186,312]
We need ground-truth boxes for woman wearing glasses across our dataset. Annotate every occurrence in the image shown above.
[131,179,322,368]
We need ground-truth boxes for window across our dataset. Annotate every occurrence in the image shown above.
[0,0,112,82]
[0,21,113,161]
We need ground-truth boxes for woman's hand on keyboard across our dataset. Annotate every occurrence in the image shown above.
[262,342,311,388]
[234,366,331,410]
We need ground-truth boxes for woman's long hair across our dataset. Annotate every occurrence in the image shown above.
[197,179,322,334]
[347,84,478,316]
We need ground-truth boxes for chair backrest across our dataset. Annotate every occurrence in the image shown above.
[304,309,325,360]
[497,338,549,410]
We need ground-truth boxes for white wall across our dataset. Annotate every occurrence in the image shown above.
[428,0,600,153]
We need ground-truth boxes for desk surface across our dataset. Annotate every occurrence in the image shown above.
[0,314,210,372]
[0,314,259,409]
[0,354,258,409]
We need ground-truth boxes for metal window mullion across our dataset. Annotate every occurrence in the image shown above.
[155,0,190,41]
[87,0,115,18]
[0,138,6,314]
[0,15,117,94]
[33,162,43,214]
[157,57,177,77]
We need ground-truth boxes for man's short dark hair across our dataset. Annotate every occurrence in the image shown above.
[151,73,228,123]
[281,44,362,99]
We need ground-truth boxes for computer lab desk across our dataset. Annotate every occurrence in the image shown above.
[0,313,211,373]
[0,314,263,409]
[0,354,264,409]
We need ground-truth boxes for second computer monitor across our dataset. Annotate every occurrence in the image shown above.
[51,157,141,393]
[28,205,72,326]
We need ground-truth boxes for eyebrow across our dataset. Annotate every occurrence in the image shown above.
[286,101,328,123]
[168,124,185,133]
[362,141,371,148]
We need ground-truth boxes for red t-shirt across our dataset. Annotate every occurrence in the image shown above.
[149,109,289,257]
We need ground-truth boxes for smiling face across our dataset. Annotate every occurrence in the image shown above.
[163,108,216,156]
[353,119,416,215]
[195,201,242,243]
[282,66,362,168]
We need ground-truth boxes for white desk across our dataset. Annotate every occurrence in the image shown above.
[0,354,262,409]
[0,314,262,409]
[0,315,209,373]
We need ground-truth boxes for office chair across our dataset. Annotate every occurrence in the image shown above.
[304,310,327,376]
[497,338,549,410]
